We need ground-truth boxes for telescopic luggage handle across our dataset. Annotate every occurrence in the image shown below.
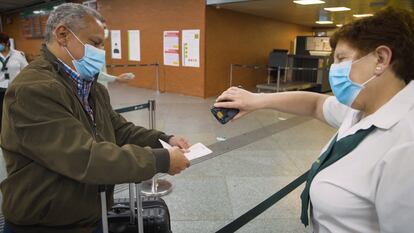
[99,185,110,233]
[100,183,144,233]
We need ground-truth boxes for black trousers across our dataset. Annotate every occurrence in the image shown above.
[0,88,6,131]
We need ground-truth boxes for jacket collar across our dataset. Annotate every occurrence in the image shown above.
[40,44,98,91]
[41,44,69,78]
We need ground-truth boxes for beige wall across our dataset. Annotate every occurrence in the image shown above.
[205,7,312,97]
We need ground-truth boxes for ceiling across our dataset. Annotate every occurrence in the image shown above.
[1,0,413,26]
[208,0,414,27]
[0,0,51,13]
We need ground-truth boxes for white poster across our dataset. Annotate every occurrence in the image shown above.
[128,30,141,61]
[163,31,180,66]
[110,30,122,59]
[182,29,200,67]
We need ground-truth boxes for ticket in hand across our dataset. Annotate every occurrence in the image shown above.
[159,140,212,161]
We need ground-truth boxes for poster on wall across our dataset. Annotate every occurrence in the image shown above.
[182,29,200,68]
[128,30,141,61]
[163,31,180,66]
[82,0,97,10]
[110,30,122,59]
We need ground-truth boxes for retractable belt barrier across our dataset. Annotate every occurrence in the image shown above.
[216,171,309,233]
[114,100,155,130]
[114,103,149,114]
[100,100,157,233]
[114,100,171,197]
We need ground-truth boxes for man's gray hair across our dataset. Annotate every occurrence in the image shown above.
[45,3,105,43]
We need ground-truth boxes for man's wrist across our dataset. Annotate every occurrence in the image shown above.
[152,148,170,173]
[159,134,174,144]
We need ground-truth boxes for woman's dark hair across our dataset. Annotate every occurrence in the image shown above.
[330,7,414,84]
[0,32,10,45]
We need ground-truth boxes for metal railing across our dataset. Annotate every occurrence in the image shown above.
[229,63,324,92]
[115,100,172,197]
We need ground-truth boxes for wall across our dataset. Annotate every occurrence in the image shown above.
[99,0,206,97]
[2,0,206,97]
[205,7,312,97]
[1,13,43,62]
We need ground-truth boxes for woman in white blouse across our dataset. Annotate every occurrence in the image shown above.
[215,7,414,233]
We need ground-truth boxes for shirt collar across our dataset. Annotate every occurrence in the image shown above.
[0,50,12,59]
[58,59,80,80]
[338,81,414,139]
[368,81,414,129]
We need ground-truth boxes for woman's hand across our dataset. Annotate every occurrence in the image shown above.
[116,73,135,82]
[214,86,262,121]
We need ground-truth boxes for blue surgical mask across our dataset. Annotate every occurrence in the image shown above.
[0,44,5,52]
[64,30,106,81]
[329,54,378,107]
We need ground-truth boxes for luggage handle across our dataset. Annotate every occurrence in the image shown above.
[99,185,110,233]
[135,183,144,233]
[100,183,144,233]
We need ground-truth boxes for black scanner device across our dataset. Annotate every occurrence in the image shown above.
[211,101,239,124]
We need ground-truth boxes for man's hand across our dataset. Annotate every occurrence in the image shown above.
[167,147,190,175]
[168,136,190,150]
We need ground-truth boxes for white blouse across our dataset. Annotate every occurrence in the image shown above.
[310,81,414,233]
[0,49,28,88]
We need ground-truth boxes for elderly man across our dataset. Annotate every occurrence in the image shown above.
[0,3,190,233]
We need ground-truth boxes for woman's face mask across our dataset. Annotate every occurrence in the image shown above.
[328,53,379,107]
[0,43,6,52]
[63,29,106,81]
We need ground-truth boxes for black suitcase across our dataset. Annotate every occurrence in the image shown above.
[100,183,172,233]
[108,196,171,233]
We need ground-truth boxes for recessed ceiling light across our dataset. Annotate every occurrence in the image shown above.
[336,24,343,27]
[33,10,45,14]
[316,20,333,24]
[324,7,351,12]
[293,0,325,5]
[353,13,374,18]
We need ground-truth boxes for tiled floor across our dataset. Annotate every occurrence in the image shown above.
[0,83,336,233]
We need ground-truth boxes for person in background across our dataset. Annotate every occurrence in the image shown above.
[0,32,28,130]
[215,7,414,233]
[1,3,190,233]
[98,67,135,89]
[98,22,135,89]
